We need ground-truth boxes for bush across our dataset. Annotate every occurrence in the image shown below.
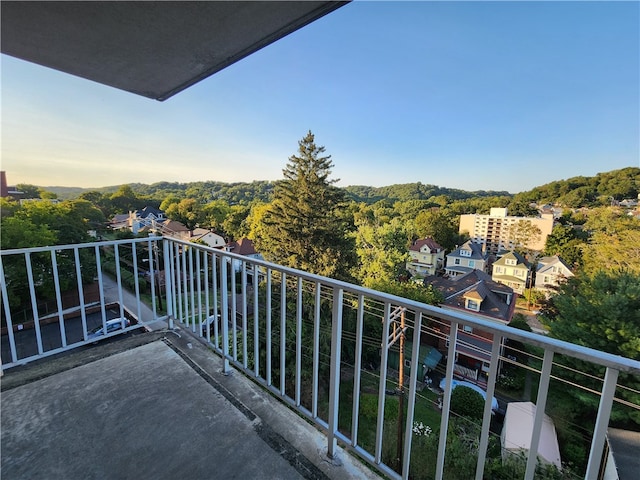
[450,386,484,420]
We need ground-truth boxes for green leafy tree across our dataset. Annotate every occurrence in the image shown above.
[255,131,355,280]
[543,224,586,268]
[202,199,231,231]
[507,220,542,254]
[165,198,203,230]
[413,209,464,252]
[353,213,410,287]
[541,271,640,426]
[109,184,143,213]
[14,183,41,199]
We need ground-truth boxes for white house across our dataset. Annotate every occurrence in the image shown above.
[535,255,574,292]
[444,240,488,277]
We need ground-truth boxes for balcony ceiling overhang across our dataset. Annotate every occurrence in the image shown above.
[1,1,348,101]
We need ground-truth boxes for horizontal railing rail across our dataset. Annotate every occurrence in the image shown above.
[2,237,639,480]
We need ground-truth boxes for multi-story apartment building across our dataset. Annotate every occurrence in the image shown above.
[407,237,445,277]
[459,207,554,254]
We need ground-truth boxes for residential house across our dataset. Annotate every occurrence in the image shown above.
[224,238,263,273]
[492,251,530,294]
[190,228,226,248]
[459,207,554,254]
[407,237,445,278]
[444,240,488,277]
[129,206,165,234]
[425,270,515,383]
[535,255,574,293]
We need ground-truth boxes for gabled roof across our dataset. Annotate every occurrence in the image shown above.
[536,255,573,274]
[447,240,486,260]
[226,238,258,256]
[409,237,443,253]
[136,206,164,219]
[493,251,528,268]
[426,270,515,323]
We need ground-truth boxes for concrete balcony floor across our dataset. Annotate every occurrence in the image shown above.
[1,328,382,480]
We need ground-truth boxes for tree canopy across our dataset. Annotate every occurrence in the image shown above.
[253,131,355,280]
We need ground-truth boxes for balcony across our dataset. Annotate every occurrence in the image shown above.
[2,237,639,479]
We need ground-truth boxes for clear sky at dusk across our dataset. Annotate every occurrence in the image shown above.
[2,1,639,193]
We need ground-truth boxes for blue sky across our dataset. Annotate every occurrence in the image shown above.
[2,1,639,193]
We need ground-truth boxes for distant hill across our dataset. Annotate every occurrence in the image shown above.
[343,182,510,203]
[39,167,640,208]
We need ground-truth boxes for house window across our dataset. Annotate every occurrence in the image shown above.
[466,299,479,311]
[455,259,461,265]
[495,266,502,273]
[463,325,473,333]
[460,250,471,257]
[544,275,550,283]
[468,260,475,268]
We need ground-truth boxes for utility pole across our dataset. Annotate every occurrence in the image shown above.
[387,306,407,473]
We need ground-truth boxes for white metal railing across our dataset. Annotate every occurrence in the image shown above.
[0,237,166,366]
[1,237,639,480]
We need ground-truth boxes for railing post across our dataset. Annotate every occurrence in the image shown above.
[525,349,554,480]
[220,254,231,374]
[162,239,174,329]
[436,321,459,480]
[585,367,619,480]
[327,286,344,459]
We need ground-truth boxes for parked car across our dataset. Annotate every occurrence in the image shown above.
[87,318,131,341]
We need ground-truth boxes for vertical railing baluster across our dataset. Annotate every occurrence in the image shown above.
[280,272,287,396]
[73,248,88,341]
[231,258,237,361]
[524,349,554,480]
[312,281,321,418]
[436,321,459,480]
[402,312,424,479]
[0,257,19,363]
[131,242,142,324]
[585,367,619,480]
[476,333,503,479]
[253,264,260,377]
[220,253,230,374]
[351,294,365,448]
[196,249,203,334]
[327,286,344,459]
[25,252,44,354]
[148,239,156,319]
[204,252,210,341]
[188,246,195,331]
[95,245,107,331]
[113,244,125,320]
[212,253,219,348]
[295,277,302,406]
[241,261,248,369]
[375,302,392,464]
[163,239,174,329]
[266,268,272,386]
[50,250,67,348]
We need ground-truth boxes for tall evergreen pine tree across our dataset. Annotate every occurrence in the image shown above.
[258,131,354,280]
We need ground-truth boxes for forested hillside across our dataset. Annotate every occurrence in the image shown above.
[39,167,639,208]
